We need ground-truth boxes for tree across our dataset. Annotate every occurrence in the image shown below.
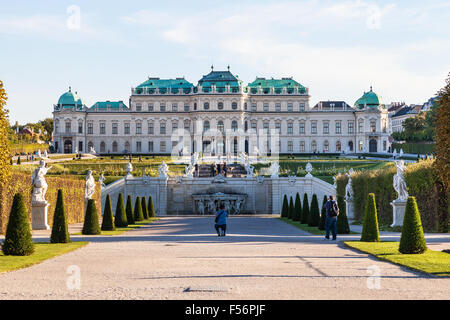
[50,189,71,243]
[114,193,128,227]
[2,193,34,255]
[0,81,12,226]
[82,199,101,235]
[126,195,134,225]
[399,196,427,254]
[101,194,115,231]
[293,193,302,222]
[319,195,327,230]
[288,197,294,220]
[141,196,149,220]
[360,193,379,242]
[133,196,144,222]
[148,196,155,218]
[301,193,310,224]
[435,74,449,193]
[336,196,350,234]
[281,195,289,218]
[38,118,53,141]
[308,194,320,227]
[16,156,20,165]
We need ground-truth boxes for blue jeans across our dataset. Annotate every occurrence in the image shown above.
[325,216,337,240]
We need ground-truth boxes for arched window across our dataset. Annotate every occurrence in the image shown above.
[218,120,224,133]
[348,141,353,152]
[370,120,376,133]
[204,102,209,110]
[311,140,317,152]
[100,141,106,153]
[218,102,224,110]
[324,140,329,152]
[203,120,210,133]
[336,141,341,152]
[124,141,130,153]
[232,102,238,110]
[112,141,118,153]
[232,120,238,131]
[359,140,364,151]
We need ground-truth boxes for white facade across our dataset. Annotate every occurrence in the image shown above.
[52,70,390,155]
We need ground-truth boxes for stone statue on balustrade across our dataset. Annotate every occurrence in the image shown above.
[393,160,408,201]
[126,162,133,176]
[197,201,205,215]
[85,170,96,200]
[158,161,169,178]
[31,160,52,204]
[270,161,280,178]
[99,173,106,188]
[305,162,313,177]
[345,169,354,200]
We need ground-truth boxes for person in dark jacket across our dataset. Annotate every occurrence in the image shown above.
[215,203,229,236]
[322,195,339,240]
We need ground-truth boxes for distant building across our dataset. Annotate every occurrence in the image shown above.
[421,96,438,112]
[390,104,422,133]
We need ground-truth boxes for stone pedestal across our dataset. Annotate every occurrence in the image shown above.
[390,199,407,227]
[345,198,354,219]
[31,201,50,230]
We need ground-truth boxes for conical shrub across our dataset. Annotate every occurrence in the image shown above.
[141,197,149,220]
[50,189,70,243]
[288,197,294,220]
[134,196,144,222]
[337,195,350,234]
[114,193,128,227]
[17,156,21,165]
[101,194,115,231]
[399,196,427,254]
[308,194,320,227]
[319,195,327,230]
[126,195,134,225]
[281,195,289,218]
[2,193,34,256]
[148,196,155,217]
[301,193,310,224]
[82,199,101,235]
[360,193,379,242]
[293,193,302,222]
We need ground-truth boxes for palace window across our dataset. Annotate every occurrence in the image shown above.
[232,121,238,132]
[160,141,166,152]
[65,121,71,133]
[136,141,142,152]
[100,141,106,153]
[124,123,130,134]
[78,122,83,134]
[288,141,293,152]
[112,141,118,153]
[263,103,269,112]
[275,122,281,134]
[232,102,238,110]
[324,140,329,152]
[172,103,178,112]
[299,103,305,111]
[218,102,224,110]
[311,121,317,134]
[359,140,364,151]
[204,102,209,110]
[358,120,364,133]
[299,122,305,134]
[251,104,257,112]
[370,120,376,133]
[263,122,269,134]
[311,140,317,152]
[287,122,293,134]
[160,123,166,135]
[148,141,154,152]
[300,141,305,152]
[160,104,166,112]
[136,122,142,135]
[148,122,154,134]
[287,103,293,112]
[136,103,142,111]
[335,121,341,134]
[348,122,354,134]
[275,103,281,112]
[100,123,105,135]
[112,123,118,135]
[218,121,224,133]
[184,104,189,112]
[148,103,153,111]
[244,102,247,110]
[323,122,329,134]
[172,122,178,133]
[251,122,257,132]
[383,140,387,151]
[203,121,210,133]
[184,120,190,132]
[87,123,93,134]
[336,141,341,152]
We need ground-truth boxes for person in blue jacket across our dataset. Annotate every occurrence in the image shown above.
[215,203,228,236]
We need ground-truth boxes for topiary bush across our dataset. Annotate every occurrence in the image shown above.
[82,199,101,235]
[288,196,294,220]
[337,195,350,234]
[319,195,327,230]
[16,156,21,165]
[308,194,320,227]
[293,193,302,222]
[2,193,34,256]
[141,197,149,220]
[50,189,70,243]
[281,195,289,218]
[399,196,427,254]
[133,196,144,222]
[148,196,155,217]
[360,193,379,242]
[126,195,134,225]
[114,193,128,227]
[301,193,310,224]
[101,194,115,231]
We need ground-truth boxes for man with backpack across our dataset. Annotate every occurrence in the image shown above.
[323,195,339,241]
[215,203,229,237]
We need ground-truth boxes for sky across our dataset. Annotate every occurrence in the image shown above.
[0,0,449,125]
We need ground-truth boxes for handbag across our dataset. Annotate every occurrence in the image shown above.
[215,210,225,223]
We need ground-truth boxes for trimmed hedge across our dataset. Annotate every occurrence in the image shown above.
[133,196,144,222]
[301,194,310,224]
[82,199,101,235]
[50,189,71,243]
[114,193,128,227]
[126,195,134,225]
[101,194,115,231]
[141,197,149,220]
[281,195,289,218]
[308,194,320,227]
[360,193,379,242]
[399,196,427,254]
[148,196,155,217]
[319,195,327,230]
[293,193,302,222]
[288,197,294,220]
[337,195,350,234]
[2,193,34,256]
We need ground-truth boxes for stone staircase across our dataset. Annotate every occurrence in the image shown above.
[196,164,247,177]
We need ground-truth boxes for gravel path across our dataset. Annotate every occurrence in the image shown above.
[0,216,449,300]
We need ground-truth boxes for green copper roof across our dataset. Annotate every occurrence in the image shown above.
[90,101,128,109]
[247,77,306,94]
[57,88,83,107]
[354,87,382,109]
[198,70,243,89]
[136,78,194,89]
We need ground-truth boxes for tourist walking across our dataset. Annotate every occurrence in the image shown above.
[322,195,339,241]
[215,203,228,237]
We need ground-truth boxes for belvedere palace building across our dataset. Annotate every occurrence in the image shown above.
[52,67,390,156]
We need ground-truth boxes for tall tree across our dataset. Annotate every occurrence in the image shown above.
[0,80,12,233]
[435,73,449,193]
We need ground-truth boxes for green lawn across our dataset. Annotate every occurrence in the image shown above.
[278,217,358,235]
[0,242,88,273]
[72,218,159,236]
[344,241,450,277]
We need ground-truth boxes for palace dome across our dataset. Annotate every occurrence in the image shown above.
[354,87,382,109]
[57,87,83,107]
